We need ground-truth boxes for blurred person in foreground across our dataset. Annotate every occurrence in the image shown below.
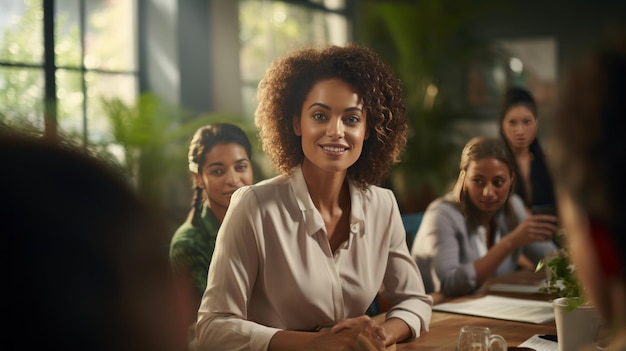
[411,136,558,296]
[548,37,626,350]
[194,44,433,351]
[0,127,192,351]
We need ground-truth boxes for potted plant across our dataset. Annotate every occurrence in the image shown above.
[535,236,583,311]
[535,230,601,351]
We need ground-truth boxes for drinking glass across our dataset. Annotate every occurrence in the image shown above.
[456,326,507,351]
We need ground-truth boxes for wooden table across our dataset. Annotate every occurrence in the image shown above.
[382,270,557,350]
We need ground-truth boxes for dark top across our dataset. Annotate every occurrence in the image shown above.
[169,202,220,306]
[515,140,556,209]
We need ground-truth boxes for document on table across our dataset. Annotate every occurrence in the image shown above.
[488,280,547,294]
[432,295,554,324]
[518,334,558,351]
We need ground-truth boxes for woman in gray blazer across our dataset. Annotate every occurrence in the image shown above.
[411,137,558,296]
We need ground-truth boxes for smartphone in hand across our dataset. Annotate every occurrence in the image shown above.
[531,205,562,246]
[531,205,556,216]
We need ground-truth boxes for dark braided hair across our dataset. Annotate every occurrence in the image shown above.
[186,123,252,226]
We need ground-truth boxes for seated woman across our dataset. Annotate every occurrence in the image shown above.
[195,44,432,351]
[169,123,254,320]
[170,123,253,342]
[411,136,558,296]
[499,87,556,212]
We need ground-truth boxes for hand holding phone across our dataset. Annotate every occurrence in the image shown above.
[531,205,556,216]
[530,205,561,245]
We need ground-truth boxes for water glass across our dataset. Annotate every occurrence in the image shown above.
[457,326,507,351]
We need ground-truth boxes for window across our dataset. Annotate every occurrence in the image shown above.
[239,0,351,118]
[0,0,137,149]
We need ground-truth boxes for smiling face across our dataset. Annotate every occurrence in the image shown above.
[194,143,253,215]
[502,105,538,151]
[293,78,368,175]
[463,157,514,216]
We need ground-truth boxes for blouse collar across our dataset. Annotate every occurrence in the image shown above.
[290,165,366,237]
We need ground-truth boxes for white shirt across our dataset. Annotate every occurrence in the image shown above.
[195,165,433,351]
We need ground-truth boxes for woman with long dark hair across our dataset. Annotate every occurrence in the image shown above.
[411,137,558,296]
[499,87,556,211]
[170,123,254,308]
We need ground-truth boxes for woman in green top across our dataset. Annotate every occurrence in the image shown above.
[170,123,254,309]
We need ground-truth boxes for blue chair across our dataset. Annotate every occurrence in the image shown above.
[401,212,424,250]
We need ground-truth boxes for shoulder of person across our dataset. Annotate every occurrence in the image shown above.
[428,193,462,215]
[171,221,202,242]
[416,193,466,235]
[230,173,293,208]
[507,193,526,211]
[361,184,396,202]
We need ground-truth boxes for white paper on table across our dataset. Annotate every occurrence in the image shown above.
[488,280,547,294]
[432,295,554,324]
[518,334,558,351]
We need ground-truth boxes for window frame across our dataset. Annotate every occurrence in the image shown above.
[0,0,139,146]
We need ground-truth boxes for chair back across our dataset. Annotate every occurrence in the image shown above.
[401,212,424,249]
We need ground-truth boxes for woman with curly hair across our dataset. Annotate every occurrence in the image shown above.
[195,44,432,351]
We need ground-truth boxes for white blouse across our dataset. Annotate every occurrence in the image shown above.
[195,165,432,350]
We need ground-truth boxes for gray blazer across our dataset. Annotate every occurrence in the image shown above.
[410,192,557,296]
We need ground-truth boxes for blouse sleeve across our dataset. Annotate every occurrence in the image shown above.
[379,190,433,339]
[195,187,280,351]
[414,199,478,296]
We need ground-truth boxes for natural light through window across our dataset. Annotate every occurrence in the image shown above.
[239,0,350,119]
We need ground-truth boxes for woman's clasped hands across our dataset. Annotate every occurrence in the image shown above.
[309,316,390,351]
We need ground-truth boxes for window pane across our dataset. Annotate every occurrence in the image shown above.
[0,66,44,129]
[84,0,137,71]
[57,70,137,151]
[0,0,44,65]
[55,69,84,140]
[55,0,81,68]
[86,72,137,143]
[239,0,350,120]
[55,0,137,71]
[240,1,349,82]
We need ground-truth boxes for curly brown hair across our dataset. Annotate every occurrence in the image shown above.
[254,44,408,189]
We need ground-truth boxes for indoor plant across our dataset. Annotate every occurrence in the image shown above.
[535,233,584,311]
[536,230,601,351]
